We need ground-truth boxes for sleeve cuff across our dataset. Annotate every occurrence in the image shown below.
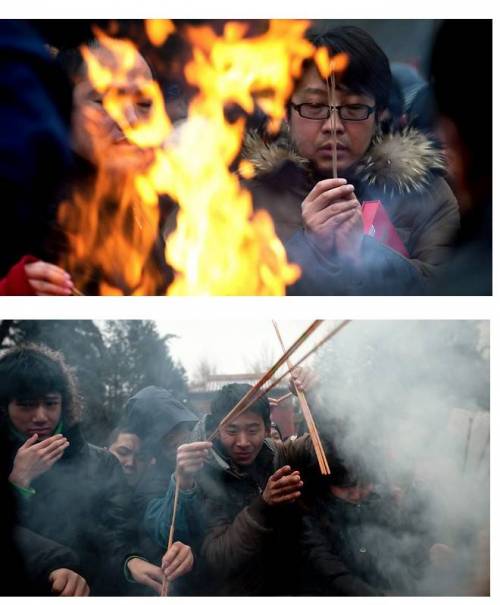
[11,481,36,498]
[124,555,147,583]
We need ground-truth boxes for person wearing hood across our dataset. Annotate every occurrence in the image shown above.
[244,25,459,295]
[121,386,198,594]
[0,344,131,595]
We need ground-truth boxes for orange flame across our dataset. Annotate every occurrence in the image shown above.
[59,21,330,295]
[145,19,175,47]
[314,49,349,80]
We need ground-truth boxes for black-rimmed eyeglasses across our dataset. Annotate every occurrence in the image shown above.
[290,102,375,121]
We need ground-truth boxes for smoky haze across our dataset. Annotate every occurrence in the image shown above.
[311,320,489,595]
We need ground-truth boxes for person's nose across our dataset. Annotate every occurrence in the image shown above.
[235,432,251,449]
[320,107,346,136]
[33,404,48,424]
[121,454,133,469]
[123,102,140,128]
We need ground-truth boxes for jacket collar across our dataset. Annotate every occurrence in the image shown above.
[242,127,446,197]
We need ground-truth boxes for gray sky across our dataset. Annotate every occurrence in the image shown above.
[156,319,333,381]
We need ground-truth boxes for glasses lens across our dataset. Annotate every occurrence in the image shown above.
[300,103,330,119]
[339,104,370,120]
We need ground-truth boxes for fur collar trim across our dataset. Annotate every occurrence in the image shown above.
[242,127,446,196]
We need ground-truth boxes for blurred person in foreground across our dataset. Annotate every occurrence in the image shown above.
[0,20,76,296]
[427,20,491,295]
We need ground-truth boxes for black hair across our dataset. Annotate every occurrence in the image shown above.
[107,425,139,447]
[305,25,392,112]
[270,421,283,440]
[210,383,271,430]
[0,344,80,427]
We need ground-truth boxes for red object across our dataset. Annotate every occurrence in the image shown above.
[0,255,38,295]
[361,201,409,257]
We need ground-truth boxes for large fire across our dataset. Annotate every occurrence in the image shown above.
[59,20,342,295]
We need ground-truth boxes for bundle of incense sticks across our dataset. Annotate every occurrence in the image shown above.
[272,321,330,476]
[260,320,352,399]
[160,477,180,597]
[207,319,324,441]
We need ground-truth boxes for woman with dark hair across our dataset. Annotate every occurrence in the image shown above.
[245,25,460,295]
[0,344,131,595]
[53,37,173,295]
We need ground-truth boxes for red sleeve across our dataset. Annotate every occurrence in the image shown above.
[0,255,39,295]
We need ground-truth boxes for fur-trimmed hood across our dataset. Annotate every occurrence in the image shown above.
[242,127,446,196]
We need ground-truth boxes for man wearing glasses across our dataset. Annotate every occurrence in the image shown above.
[246,25,459,295]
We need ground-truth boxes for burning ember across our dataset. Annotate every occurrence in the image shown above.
[59,21,344,295]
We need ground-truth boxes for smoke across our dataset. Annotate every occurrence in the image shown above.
[311,320,489,595]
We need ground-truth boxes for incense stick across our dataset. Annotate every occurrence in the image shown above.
[463,416,474,473]
[477,432,490,470]
[212,320,351,449]
[325,65,338,180]
[261,320,351,399]
[272,321,330,475]
[208,320,323,441]
[160,477,180,597]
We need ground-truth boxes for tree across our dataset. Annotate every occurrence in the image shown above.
[1,320,188,445]
[102,320,188,426]
[191,357,218,386]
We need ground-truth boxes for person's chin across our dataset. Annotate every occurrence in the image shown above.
[233,453,255,466]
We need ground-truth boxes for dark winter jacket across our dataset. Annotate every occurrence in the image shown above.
[192,416,321,595]
[300,486,430,596]
[5,423,130,596]
[243,128,460,295]
[13,526,82,595]
[0,20,72,277]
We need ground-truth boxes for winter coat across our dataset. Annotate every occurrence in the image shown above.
[244,128,460,295]
[13,526,82,595]
[199,416,321,595]
[300,486,430,596]
[5,423,131,596]
[0,20,72,277]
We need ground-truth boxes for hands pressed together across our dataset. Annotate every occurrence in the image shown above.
[302,178,364,261]
[262,465,303,506]
[127,542,194,595]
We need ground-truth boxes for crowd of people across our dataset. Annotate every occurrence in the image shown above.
[0,19,492,295]
[0,342,489,596]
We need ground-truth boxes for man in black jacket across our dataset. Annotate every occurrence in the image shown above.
[0,344,130,595]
